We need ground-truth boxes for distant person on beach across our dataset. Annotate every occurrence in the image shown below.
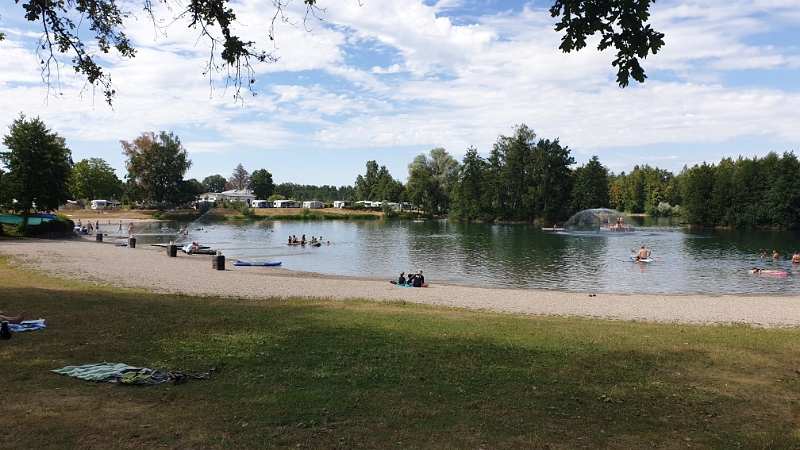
[793,252,800,264]
[183,242,199,255]
[128,222,134,235]
[117,221,122,234]
[0,311,25,324]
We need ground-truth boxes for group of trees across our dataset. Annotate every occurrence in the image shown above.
[4,114,800,230]
[681,153,800,229]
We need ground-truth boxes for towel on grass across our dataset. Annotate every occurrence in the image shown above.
[52,362,141,382]
[9,318,46,332]
[52,362,219,385]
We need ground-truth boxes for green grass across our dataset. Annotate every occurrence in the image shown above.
[2,254,800,448]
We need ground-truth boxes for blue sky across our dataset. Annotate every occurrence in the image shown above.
[1,0,799,188]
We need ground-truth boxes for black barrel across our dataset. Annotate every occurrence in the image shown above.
[128,237,136,248]
[212,254,225,270]
[95,233,103,242]
[167,244,178,257]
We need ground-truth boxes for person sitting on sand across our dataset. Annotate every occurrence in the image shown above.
[391,271,406,285]
[411,269,428,287]
[0,311,25,324]
[406,273,415,285]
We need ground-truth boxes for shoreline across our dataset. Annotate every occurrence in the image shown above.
[2,237,800,328]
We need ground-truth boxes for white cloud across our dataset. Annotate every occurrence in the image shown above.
[1,0,799,185]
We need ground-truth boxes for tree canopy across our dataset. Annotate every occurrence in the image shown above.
[1,114,73,224]
[3,0,664,103]
[249,169,275,199]
[121,131,192,205]
[227,164,250,191]
[70,158,124,201]
[202,174,228,193]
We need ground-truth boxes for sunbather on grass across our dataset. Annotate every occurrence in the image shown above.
[0,311,25,324]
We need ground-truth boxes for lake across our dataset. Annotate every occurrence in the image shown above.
[129,216,800,295]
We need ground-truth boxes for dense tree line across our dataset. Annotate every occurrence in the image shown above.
[3,115,799,229]
[273,183,356,203]
[681,152,800,229]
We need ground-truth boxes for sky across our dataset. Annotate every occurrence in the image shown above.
[1,0,799,188]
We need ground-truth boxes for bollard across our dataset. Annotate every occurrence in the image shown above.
[95,233,103,242]
[128,237,136,248]
[212,252,225,270]
[167,243,177,257]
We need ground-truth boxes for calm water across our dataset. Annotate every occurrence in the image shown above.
[129,217,800,295]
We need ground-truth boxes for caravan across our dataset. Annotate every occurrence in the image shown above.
[273,200,301,208]
[90,199,110,210]
[252,200,273,208]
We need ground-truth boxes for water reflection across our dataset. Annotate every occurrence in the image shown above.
[129,218,800,295]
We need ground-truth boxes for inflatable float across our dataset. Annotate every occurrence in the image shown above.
[233,261,282,267]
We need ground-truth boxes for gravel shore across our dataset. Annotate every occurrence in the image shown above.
[2,237,799,328]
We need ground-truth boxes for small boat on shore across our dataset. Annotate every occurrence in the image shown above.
[233,261,282,267]
[542,227,566,231]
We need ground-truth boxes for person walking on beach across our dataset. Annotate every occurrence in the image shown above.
[128,222,134,235]
[118,221,123,234]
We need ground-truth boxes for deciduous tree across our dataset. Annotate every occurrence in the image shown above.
[70,158,124,202]
[249,169,275,199]
[1,114,73,225]
[202,174,228,193]
[121,131,191,205]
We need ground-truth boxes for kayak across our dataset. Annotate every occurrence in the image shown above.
[233,261,282,267]
[542,227,566,231]
[630,254,653,263]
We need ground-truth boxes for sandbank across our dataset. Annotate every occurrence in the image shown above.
[2,238,799,328]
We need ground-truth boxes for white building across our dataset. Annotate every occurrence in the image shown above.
[197,190,256,205]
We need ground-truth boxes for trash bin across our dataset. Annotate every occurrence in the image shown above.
[167,244,177,257]
[128,237,136,248]
[212,253,225,270]
[95,233,103,242]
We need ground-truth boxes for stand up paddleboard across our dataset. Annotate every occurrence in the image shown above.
[233,261,282,267]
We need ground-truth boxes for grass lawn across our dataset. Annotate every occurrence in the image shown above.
[2,254,800,449]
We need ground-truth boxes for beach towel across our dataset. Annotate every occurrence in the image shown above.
[52,363,220,385]
[52,362,140,382]
[9,318,46,332]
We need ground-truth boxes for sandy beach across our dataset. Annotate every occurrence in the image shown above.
[2,236,800,328]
